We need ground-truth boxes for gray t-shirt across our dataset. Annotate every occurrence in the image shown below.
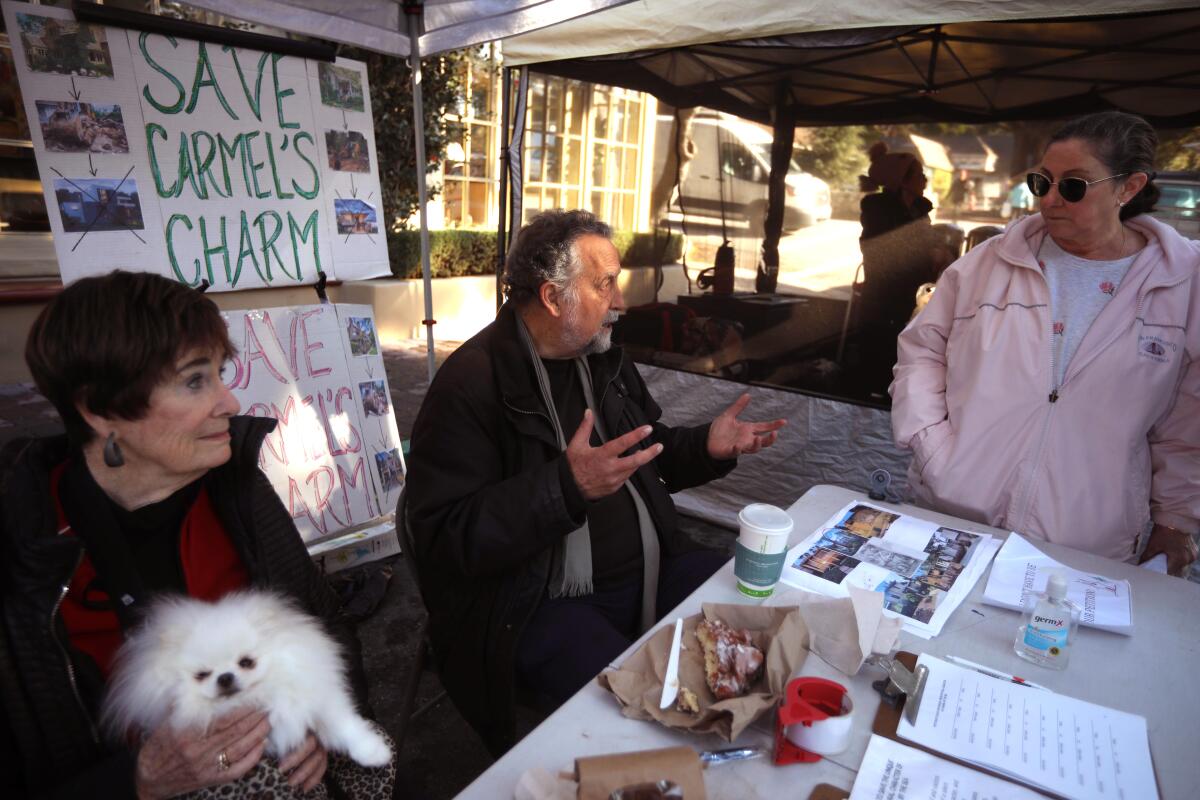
[1038,235,1138,388]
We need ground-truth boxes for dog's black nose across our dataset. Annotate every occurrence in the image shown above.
[217,672,235,690]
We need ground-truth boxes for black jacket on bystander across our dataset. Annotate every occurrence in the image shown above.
[405,303,734,755]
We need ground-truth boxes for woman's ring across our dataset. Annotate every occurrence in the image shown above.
[217,750,231,772]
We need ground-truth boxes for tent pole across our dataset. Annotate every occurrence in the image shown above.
[497,66,512,311]
[757,79,794,295]
[507,68,529,252]
[406,3,437,383]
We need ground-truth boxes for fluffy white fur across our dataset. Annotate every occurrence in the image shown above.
[101,590,391,768]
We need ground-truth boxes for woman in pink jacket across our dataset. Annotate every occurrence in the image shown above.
[891,112,1200,576]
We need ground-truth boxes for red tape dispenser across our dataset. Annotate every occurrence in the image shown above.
[773,677,854,765]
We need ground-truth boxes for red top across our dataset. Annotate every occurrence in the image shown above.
[51,462,250,679]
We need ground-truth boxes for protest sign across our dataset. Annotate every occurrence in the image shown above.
[3,1,389,291]
[222,303,404,543]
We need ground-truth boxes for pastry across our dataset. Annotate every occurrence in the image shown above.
[675,686,700,714]
[695,618,764,699]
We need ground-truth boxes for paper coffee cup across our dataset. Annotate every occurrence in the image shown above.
[734,503,794,598]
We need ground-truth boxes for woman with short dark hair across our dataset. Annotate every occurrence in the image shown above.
[3,271,377,798]
[892,111,1200,575]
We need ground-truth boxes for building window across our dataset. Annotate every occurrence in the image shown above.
[587,86,643,231]
[523,77,651,231]
[0,38,46,232]
[441,44,499,228]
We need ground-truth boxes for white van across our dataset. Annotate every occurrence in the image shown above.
[655,112,832,235]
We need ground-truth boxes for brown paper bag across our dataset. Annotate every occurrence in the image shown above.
[597,603,809,742]
[575,746,705,800]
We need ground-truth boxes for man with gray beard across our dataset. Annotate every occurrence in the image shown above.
[405,210,785,754]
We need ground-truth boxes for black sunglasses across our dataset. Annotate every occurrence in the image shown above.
[1026,171,1128,203]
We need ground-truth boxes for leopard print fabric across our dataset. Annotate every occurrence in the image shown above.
[180,725,396,800]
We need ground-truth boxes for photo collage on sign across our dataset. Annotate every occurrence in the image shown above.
[36,101,128,153]
[789,504,984,624]
[16,12,114,78]
[318,62,379,241]
[338,305,405,511]
[346,316,379,356]
[358,379,390,417]
[53,177,143,232]
[334,198,379,235]
[14,9,144,240]
[4,0,392,289]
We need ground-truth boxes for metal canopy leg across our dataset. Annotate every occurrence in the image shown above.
[405,2,437,383]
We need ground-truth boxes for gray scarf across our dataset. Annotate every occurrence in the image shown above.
[516,314,661,632]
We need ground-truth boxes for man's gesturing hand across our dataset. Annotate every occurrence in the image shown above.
[707,393,787,460]
[566,409,662,501]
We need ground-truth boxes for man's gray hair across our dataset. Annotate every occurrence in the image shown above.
[504,209,613,306]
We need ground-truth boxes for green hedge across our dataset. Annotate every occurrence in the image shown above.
[388,230,495,279]
[388,229,683,279]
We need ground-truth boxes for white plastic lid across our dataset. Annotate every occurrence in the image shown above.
[1046,572,1068,601]
[738,503,793,533]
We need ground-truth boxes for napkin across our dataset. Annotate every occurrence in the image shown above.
[766,585,901,675]
[597,603,809,742]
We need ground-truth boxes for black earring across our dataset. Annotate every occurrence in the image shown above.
[103,433,125,468]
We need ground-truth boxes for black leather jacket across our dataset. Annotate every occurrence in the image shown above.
[406,303,734,755]
[0,416,367,799]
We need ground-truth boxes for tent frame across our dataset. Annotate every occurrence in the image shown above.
[523,10,1200,127]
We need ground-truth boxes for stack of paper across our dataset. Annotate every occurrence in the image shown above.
[896,655,1158,799]
[981,533,1132,634]
[778,501,1000,637]
[850,735,1042,800]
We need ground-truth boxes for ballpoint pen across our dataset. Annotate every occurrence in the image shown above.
[945,655,1051,690]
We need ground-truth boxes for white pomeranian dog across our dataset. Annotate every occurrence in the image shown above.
[101,590,391,768]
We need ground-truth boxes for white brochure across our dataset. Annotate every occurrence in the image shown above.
[850,734,1043,800]
[982,533,1132,635]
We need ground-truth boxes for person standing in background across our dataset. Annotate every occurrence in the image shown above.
[858,142,944,396]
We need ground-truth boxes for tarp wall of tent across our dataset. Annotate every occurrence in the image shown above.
[641,365,912,528]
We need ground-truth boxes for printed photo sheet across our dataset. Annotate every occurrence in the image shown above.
[780,501,999,637]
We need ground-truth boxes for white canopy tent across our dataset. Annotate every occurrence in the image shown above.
[180,0,633,58]
[503,0,1200,64]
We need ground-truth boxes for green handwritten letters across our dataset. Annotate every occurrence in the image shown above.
[138,33,323,288]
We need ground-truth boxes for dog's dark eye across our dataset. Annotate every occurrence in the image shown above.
[238,656,256,670]
[194,670,212,682]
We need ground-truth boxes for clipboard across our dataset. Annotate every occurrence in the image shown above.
[805,651,1058,800]
[870,651,1058,799]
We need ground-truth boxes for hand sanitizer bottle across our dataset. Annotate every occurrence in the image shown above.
[1014,572,1079,670]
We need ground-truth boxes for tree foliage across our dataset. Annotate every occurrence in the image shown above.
[793,126,870,190]
[345,48,466,231]
[1158,129,1200,172]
